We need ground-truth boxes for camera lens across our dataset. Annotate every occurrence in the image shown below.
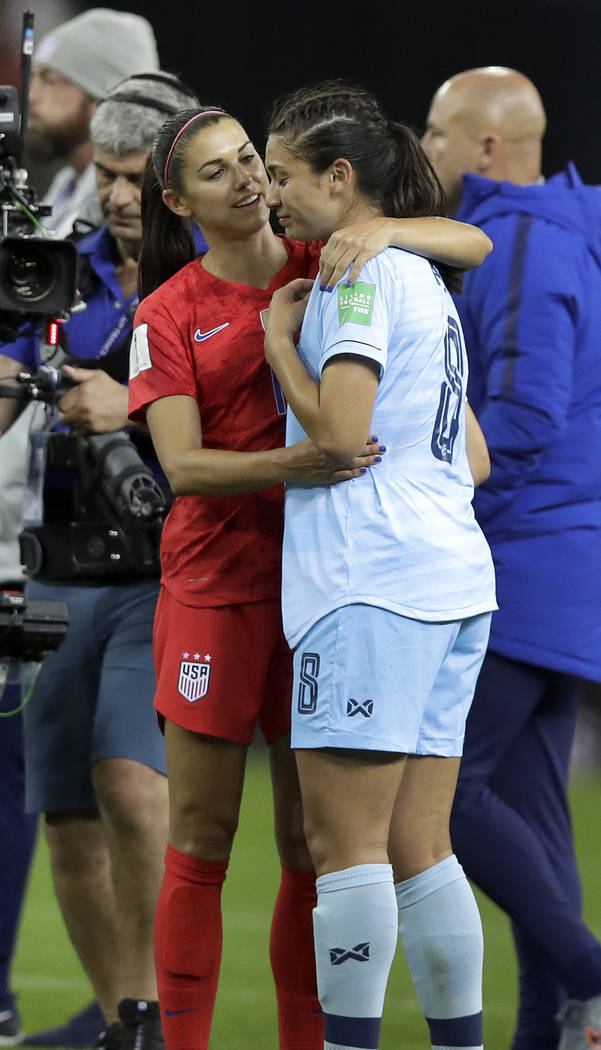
[3,244,55,304]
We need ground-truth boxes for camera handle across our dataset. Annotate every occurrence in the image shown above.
[0,364,76,404]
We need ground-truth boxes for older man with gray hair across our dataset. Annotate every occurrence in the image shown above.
[0,72,201,1050]
[1,20,159,1044]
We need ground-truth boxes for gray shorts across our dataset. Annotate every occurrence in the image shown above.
[23,578,166,813]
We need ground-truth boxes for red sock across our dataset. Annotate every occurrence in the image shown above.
[154,844,228,1050]
[270,865,323,1050]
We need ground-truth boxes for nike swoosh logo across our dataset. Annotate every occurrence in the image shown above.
[165,1008,198,1017]
[194,323,230,341]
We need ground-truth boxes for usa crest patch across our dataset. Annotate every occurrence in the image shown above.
[178,652,211,702]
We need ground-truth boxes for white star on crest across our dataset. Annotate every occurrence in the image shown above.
[182,651,190,659]
[193,652,201,660]
[205,654,212,662]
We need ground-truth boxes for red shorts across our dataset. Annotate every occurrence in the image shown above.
[153,587,293,744]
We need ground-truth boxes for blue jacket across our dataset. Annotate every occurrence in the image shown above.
[456,165,601,681]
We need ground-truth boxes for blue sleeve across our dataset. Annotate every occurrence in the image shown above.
[0,330,39,371]
[460,214,580,526]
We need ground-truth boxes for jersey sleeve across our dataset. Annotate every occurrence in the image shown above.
[0,328,39,370]
[318,254,401,376]
[128,298,197,423]
[463,216,580,527]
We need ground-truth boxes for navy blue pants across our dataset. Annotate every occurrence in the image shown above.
[452,650,601,1050]
[0,699,37,1013]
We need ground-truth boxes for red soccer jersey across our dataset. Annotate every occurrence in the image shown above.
[129,236,320,607]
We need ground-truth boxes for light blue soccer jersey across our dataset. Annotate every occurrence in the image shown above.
[282,248,497,648]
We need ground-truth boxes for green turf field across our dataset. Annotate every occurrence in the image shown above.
[12,757,601,1050]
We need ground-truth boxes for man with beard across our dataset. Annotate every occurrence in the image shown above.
[0,73,200,1050]
[28,8,159,237]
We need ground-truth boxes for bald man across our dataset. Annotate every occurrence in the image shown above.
[422,68,601,1050]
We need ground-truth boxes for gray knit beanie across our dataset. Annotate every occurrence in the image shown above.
[34,7,160,100]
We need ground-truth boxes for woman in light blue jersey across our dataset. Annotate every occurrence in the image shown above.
[264,81,497,1050]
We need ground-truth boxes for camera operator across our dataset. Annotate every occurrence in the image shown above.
[1,13,159,1046]
[0,72,201,1050]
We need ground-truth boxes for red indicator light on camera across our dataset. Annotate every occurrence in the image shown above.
[46,319,61,346]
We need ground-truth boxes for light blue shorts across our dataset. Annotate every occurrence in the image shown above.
[291,604,491,755]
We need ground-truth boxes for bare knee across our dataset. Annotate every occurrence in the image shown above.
[303,812,390,876]
[163,723,248,862]
[45,812,108,876]
[170,794,239,860]
[92,758,168,839]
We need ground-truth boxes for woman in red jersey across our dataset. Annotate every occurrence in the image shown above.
[127,106,491,1050]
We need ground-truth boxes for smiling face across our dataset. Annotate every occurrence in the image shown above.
[163,118,270,240]
[264,135,340,242]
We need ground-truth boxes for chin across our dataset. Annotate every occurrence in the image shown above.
[283,220,313,242]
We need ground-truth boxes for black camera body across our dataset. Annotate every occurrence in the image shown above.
[19,425,167,582]
[0,79,78,340]
[2,365,168,582]
[0,588,68,662]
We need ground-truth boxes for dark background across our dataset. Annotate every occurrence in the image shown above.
[2,0,600,183]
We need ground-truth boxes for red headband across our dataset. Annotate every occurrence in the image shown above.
[163,110,225,188]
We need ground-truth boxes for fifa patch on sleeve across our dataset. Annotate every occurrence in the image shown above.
[129,323,152,379]
[337,282,376,326]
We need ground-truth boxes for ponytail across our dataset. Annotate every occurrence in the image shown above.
[138,106,228,300]
[138,156,194,300]
[385,121,462,294]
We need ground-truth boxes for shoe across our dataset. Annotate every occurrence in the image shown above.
[116,1001,164,1050]
[0,1010,24,1047]
[22,1002,104,1049]
[559,994,601,1050]
[95,1023,123,1050]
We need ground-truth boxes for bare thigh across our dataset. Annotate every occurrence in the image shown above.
[164,720,248,860]
[295,748,406,876]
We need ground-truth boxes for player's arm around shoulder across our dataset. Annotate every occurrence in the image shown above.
[318,216,493,289]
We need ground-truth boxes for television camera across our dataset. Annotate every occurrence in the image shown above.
[0,11,78,342]
[0,588,68,713]
[0,364,168,581]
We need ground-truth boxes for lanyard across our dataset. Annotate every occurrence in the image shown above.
[98,293,139,359]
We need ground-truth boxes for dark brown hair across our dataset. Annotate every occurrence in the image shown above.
[267,81,462,293]
[138,108,228,299]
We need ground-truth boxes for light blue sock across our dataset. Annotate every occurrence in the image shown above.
[314,863,398,1050]
[396,854,484,1050]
